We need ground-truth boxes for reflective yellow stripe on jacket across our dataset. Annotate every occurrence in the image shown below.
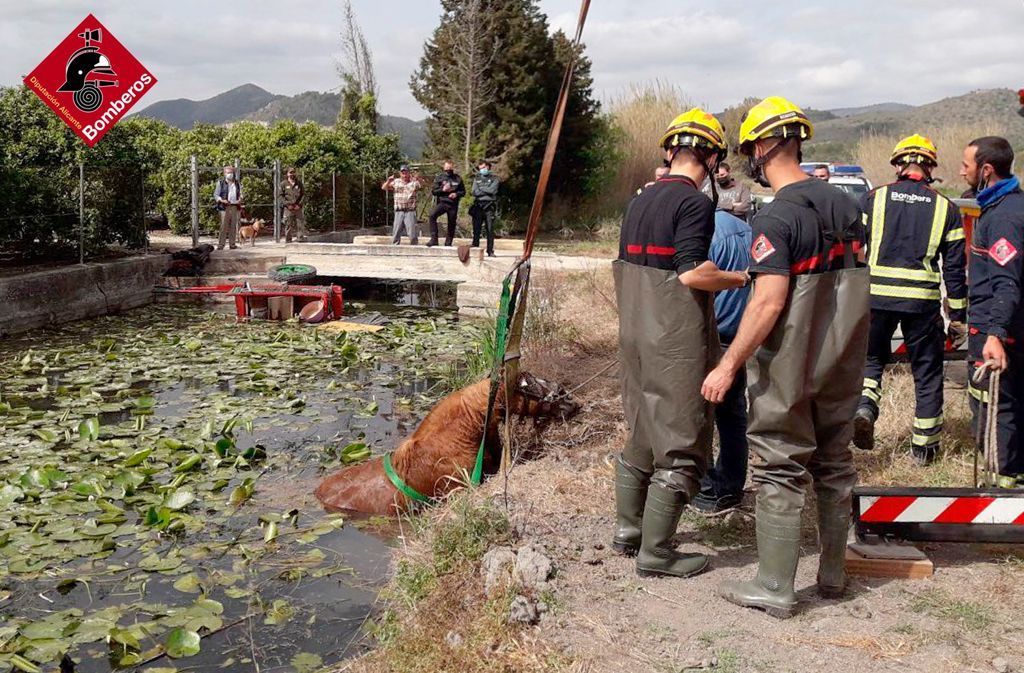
[867,185,947,303]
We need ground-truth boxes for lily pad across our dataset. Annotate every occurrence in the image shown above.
[165,628,201,659]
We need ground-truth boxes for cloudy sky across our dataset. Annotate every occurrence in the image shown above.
[3,0,1022,119]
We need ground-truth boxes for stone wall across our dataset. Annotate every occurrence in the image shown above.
[0,255,169,337]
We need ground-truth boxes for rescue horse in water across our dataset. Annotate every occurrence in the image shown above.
[315,373,578,515]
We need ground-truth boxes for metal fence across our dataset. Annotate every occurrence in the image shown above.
[188,156,394,245]
[0,163,148,266]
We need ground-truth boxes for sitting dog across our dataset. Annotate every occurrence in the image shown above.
[315,372,578,515]
[238,218,265,246]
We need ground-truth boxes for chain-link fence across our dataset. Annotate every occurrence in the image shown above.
[0,163,148,266]
[188,157,393,244]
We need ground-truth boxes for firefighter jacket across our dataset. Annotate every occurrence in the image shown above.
[861,176,967,320]
[968,176,1024,358]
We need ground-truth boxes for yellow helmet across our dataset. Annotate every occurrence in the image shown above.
[738,96,814,155]
[891,134,938,166]
[659,108,728,161]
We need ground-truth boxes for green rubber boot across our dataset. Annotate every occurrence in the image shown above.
[719,506,801,618]
[635,483,708,578]
[612,456,649,556]
[816,497,851,598]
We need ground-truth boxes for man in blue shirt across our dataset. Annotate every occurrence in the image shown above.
[692,209,753,513]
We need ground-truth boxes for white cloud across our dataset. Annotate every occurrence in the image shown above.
[1,0,1022,118]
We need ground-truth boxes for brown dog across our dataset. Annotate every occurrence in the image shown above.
[314,372,578,515]
[238,218,265,246]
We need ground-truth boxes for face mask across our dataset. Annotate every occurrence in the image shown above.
[716,176,730,187]
[479,168,490,176]
[225,173,235,181]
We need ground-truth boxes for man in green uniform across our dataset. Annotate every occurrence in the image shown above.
[279,167,306,243]
[701,97,870,617]
[613,108,749,578]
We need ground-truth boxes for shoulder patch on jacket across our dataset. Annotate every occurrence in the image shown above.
[989,237,1019,266]
[751,233,776,263]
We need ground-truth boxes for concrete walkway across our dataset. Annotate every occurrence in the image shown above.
[150,230,610,317]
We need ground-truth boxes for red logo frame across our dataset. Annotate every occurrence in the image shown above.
[23,14,157,147]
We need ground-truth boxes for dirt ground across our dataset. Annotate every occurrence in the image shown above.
[352,266,1024,673]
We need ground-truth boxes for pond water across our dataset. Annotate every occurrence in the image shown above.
[0,303,483,672]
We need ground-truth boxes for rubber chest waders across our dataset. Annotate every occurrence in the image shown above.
[721,196,870,617]
[614,260,720,496]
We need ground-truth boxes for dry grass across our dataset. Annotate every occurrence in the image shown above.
[596,82,694,212]
[854,121,1005,195]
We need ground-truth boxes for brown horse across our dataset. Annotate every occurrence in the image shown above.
[314,373,578,515]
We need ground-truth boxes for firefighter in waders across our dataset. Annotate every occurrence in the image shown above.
[852,135,968,465]
[612,108,750,578]
[701,97,870,617]
[961,136,1024,487]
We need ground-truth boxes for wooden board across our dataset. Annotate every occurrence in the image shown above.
[316,321,384,333]
[845,546,934,579]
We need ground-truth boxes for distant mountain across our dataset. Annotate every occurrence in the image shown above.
[814,89,1024,146]
[379,115,428,159]
[244,90,341,126]
[134,84,281,129]
[134,84,428,158]
[828,102,913,118]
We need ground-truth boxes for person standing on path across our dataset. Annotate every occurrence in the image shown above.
[612,108,749,580]
[470,160,500,256]
[961,136,1024,487]
[279,167,307,243]
[426,160,465,247]
[691,209,752,514]
[701,96,869,618]
[383,165,423,245]
[214,166,242,250]
[852,134,968,464]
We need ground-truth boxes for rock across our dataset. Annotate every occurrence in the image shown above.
[481,546,517,597]
[515,545,554,589]
[445,631,464,649]
[723,511,744,527]
[992,657,1010,673]
[509,595,540,625]
[845,601,872,620]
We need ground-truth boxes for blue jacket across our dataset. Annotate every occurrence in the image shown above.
[968,176,1024,356]
[710,210,752,341]
[214,178,242,212]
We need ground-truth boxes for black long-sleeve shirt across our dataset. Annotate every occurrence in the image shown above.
[431,171,465,206]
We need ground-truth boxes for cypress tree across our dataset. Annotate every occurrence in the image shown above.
[411,0,601,215]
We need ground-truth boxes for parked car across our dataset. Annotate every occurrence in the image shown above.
[829,175,873,198]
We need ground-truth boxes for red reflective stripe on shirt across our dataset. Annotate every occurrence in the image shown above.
[789,241,862,274]
[656,176,698,189]
[626,244,642,254]
[646,245,675,256]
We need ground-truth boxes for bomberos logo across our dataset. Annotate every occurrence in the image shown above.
[23,14,157,147]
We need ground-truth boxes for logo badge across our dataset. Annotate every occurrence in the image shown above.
[23,14,156,147]
[989,237,1018,267]
[751,233,776,263]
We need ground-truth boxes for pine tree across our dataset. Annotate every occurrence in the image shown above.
[411,0,601,213]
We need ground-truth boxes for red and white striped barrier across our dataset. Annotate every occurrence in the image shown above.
[859,495,1024,525]
[853,488,1024,543]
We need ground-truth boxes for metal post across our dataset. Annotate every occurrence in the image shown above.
[190,154,199,247]
[78,162,85,264]
[331,171,337,233]
[234,157,241,247]
[140,167,147,253]
[273,159,281,242]
[361,172,366,229]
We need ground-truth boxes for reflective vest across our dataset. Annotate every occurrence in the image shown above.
[863,176,967,318]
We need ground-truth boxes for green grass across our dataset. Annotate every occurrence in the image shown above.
[910,588,995,631]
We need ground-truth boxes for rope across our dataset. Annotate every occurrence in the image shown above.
[470,0,592,490]
[971,361,1002,487]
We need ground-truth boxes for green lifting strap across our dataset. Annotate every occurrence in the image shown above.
[383,453,432,504]
[472,275,514,485]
